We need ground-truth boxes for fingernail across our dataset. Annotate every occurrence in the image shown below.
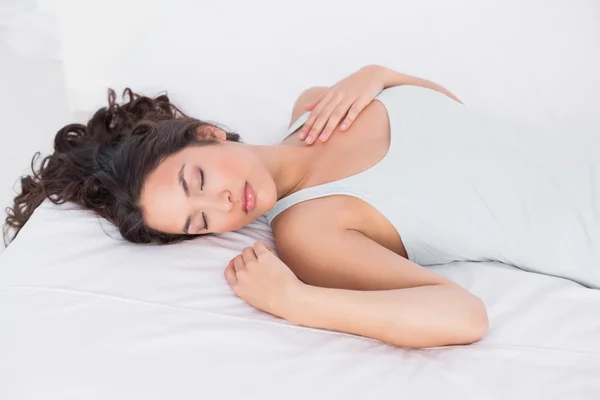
[306,136,313,144]
[320,136,327,142]
[341,123,347,130]
[300,132,306,139]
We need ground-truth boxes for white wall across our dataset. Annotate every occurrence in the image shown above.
[0,40,75,251]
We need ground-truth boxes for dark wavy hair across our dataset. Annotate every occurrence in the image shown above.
[3,89,240,245]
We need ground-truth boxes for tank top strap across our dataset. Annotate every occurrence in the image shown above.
[265,111,373,225]
[287,112,311,137]
[265,182,365,225]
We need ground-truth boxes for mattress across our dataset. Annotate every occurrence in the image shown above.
[1,0,600,399]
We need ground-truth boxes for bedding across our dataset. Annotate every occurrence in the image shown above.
[1,0,599,398]
[1,203,599,399]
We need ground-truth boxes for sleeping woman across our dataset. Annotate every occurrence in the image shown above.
[5,65,599,348]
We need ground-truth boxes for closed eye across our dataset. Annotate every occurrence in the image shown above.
[202,212,208,230]
[199,168,204,190]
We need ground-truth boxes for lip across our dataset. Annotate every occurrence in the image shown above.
[243,181,256,213]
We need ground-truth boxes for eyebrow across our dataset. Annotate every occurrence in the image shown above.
[179,164,192,233]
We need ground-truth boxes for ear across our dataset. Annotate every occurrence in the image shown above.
[196,126,227,142]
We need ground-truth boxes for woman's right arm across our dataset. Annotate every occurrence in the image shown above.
[274,214,488,348]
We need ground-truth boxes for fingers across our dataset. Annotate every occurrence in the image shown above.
[319,100,354,142]
[225,243,273,287]
[341,96,370,131]
[300,92,336,141]
[303,95,343,144]
[233,254,246,273]
[224,260,237,286]
[253,241,272,256]
[241,246,258,265]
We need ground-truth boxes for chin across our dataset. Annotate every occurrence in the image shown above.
[260,195,277,215]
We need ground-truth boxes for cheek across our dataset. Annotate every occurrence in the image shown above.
[217,152,249,172]
[256,170,277,212]
[211,153,251,187]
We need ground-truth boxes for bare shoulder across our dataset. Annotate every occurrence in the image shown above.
[272,200,452,291]
[272,200,349,286]
[272,197,347,248]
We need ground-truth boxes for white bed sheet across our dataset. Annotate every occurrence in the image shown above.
[1,203,599,399]
[1,0,600,399]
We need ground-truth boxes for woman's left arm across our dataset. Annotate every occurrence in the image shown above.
[380,67,462,104]
[301,65,461,144]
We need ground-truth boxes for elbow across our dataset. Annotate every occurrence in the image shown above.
[460,295,489,345]
[397,293,489,349]
[382,288,489,349]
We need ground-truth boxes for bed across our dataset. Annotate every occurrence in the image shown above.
[1,1,599,399]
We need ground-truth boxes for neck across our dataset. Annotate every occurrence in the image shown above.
[247,143,315,200]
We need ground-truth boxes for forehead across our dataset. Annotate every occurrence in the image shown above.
[146,142,218,180]
[139,148,192,233]
[146,147,190,186]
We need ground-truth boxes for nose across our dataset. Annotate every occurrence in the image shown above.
[194,190,234,213]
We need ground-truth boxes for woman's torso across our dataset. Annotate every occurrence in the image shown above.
[266,86,600,288]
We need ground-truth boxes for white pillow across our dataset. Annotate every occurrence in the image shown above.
[0,201,276,321]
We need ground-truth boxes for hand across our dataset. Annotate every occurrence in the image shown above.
[300,65,385,144]
[224,242,304,319]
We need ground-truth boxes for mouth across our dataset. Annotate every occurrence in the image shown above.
[242,181,256,213]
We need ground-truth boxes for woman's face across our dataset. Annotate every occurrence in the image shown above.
[140,135,277,235]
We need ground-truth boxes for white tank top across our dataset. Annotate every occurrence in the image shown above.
[265,86,600,288]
